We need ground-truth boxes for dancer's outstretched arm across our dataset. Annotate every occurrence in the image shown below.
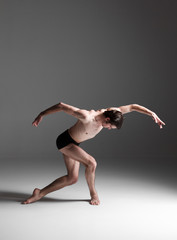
[111,104,165,129]
[32,102,87,127]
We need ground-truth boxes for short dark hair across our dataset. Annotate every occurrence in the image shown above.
[103,110,124,129]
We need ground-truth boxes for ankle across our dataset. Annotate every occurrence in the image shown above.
[90,191,98,197]
[39,190,46,198]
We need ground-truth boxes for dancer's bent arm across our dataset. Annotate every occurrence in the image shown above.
[117,104,165,129]
[32,102,87,127]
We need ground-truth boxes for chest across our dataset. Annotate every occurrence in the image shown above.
[82,121,103,137]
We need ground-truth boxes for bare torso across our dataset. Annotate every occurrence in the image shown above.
[68,109,106,143]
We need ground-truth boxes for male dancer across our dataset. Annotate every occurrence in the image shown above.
[22,102,165,205]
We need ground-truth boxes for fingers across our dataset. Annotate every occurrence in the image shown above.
[152,115,165,129]
[32,120,38,127]
[32,115,42,127]
[152,114,165,128]
[161,120,165,125]
[152,115,158,123]
[158,120,165,129]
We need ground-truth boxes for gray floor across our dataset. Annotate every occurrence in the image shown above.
[1,157,177,240]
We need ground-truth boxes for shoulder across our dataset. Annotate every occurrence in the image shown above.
[74,109,91,121]
[106,107,122,112]
[80,109,99,122]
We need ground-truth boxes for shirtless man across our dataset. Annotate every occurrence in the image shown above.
[22,102,165,205]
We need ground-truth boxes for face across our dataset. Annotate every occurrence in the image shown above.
[102,118,117,130]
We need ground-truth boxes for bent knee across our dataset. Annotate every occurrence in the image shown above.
[67,175,78,185]
[87,156,97,169]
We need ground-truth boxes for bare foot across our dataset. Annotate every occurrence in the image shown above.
[90,194,100,205]
[22,188,42,204]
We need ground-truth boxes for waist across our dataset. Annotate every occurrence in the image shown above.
[68,129,81,144]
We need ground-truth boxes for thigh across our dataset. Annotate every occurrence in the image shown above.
[60,144,95,167]
[63,154,80,177]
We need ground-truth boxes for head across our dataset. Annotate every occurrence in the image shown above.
[102,110,123,130]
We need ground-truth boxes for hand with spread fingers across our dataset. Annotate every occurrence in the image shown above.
[151,112,165,129]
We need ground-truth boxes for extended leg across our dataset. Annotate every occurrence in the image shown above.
[22,154,80,204]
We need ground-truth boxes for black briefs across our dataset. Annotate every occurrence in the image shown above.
[56,129,80,150]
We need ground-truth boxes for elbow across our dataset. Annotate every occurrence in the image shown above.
[58,102,64,110]
[58,102,62,106]
[131,104,138,111]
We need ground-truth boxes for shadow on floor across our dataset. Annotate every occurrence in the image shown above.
[0,191,89,204]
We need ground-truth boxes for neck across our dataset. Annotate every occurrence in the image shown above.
[95,111,105,125]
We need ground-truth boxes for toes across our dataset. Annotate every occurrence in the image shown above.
[90,199,100,205]
[22,200,30,204]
